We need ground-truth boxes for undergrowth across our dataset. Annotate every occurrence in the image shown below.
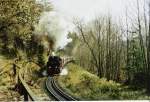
[58,63,150,100]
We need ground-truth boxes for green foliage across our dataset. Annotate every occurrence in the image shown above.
[0,0,53,65]
[127,38,143,71]
[0,0,45,54]
[26,35,39,58]
[125,37,147,85]
[65,13,150,92]
[0,0,43,40]
[58,64,150,100]
[0,46,17,58]
[79,73,120,99]
[37,44,45,67]
[67,17,127,80]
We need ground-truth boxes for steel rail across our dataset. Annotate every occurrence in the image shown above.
[46,77,77,101]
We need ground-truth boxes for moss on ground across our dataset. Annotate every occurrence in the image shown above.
[58,63,150,100]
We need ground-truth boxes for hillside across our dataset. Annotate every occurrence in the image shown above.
[58,63,150,100]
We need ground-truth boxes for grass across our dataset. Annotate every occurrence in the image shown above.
[0,57,21,101]
[58,63,150,100]
[0,51,50,101]
[21,59,51,101]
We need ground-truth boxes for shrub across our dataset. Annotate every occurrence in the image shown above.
[131,72,149,89]
[58,64,150,100]
[79,73,121,99]
[98,78,120,93]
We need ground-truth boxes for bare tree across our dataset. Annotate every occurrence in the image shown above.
[147,2,150,92]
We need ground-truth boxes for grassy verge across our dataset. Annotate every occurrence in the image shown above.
[0,55,49,101]
[19,61,51,101]
[0,56,21,101]
[58,63,150,100]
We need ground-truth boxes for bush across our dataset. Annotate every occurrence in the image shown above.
[58,64,150,100]
[79,73,121,99]
[131,72,150,90]
[99,78,120,93]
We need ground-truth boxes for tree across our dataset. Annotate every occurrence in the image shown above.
[0,0,43,39]
[147,1,150,92]
[0,0,44,57]
[73,17,123,80]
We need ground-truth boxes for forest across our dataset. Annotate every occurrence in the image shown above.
[62,0,150,95]
[61,0,150,99]
[0,0,150,100]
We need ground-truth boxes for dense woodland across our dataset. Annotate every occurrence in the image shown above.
[64,0,150,93]
[0,0,54,67]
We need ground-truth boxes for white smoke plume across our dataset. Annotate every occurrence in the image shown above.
[60,67,68,75]
[35,11,68,50]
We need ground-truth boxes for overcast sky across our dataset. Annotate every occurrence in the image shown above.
[41,0,147,48]
[50,0,143,22]
[51,0,124,20]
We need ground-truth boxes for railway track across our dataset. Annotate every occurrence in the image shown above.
[46,77,77,101]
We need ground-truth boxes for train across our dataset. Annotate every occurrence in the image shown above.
[46,55,63,76]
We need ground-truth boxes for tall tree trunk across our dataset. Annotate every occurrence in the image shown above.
[137,0,147,72]
[125,9,131,82]
[106,17,111,80]
[147,2,150,93]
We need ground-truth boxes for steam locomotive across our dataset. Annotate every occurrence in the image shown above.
[46,55,63,76]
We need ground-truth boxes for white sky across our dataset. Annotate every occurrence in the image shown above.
[41,0,146,48]
[50,0,136,22]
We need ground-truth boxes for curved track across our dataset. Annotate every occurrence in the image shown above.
[46,77,77,101]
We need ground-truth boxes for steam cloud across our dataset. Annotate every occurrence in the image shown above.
[60,68,68,75]
[35,11,69,50]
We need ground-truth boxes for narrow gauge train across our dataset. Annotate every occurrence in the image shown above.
[46,55,63,76]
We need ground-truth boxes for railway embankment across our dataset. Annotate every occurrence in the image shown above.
[58,63,150,100]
